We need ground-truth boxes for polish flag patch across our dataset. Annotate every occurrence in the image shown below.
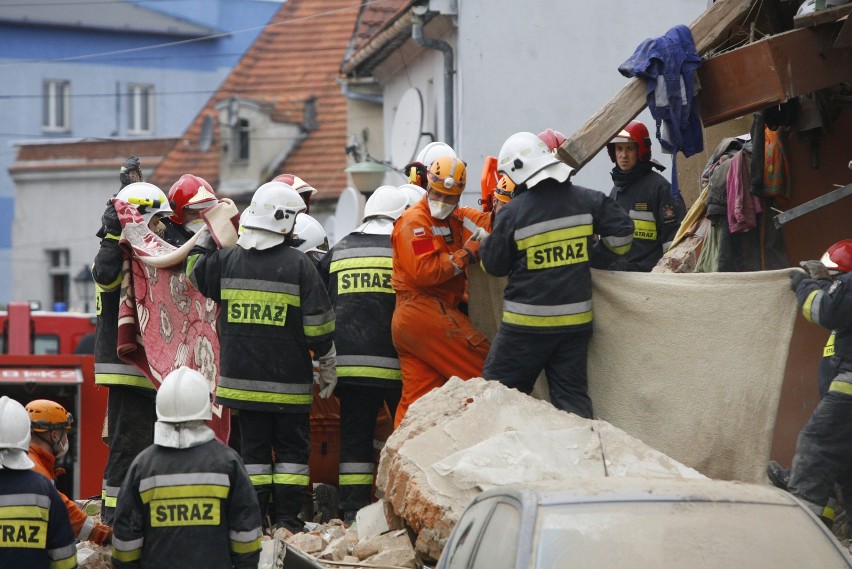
[413,227,426,237]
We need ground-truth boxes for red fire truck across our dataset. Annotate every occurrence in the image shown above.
[0,302,107,501]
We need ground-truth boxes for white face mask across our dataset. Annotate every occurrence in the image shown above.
[55,435,69,460]
[185,219,206,234]
[428,199,456,220]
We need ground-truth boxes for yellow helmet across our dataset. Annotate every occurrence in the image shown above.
[26,399,73,433]
[427,156,467,196]
[494,175,515,204]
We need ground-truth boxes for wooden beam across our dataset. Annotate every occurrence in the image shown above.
[793,3,852,29]
[556,0,755,171]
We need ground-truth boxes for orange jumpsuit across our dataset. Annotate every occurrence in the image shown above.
[29,442,112,544]
[390,197,491,427]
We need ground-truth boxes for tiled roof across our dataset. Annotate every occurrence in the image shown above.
[149,0,361,202]
[10,138,178,173]
[347,0,410,56]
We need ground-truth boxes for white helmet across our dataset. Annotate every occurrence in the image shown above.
[363,186,408,222]
[497,131,572,188]
[398,183,426,208]
[0,396,35,470]
[241,181,306,235]
[156,367,212,423]
[415,141,456,166]
[294,214,329,262]
[115,182,173,224]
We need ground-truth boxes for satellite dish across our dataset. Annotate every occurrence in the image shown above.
[389,88,423,169]
[199,115,214,153]
[334,187,366,239]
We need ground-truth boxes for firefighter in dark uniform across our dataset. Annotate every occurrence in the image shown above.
[317,186,408,523]
[0,396,78,569]
[189,181,336,533]
[595,120,685,272]
[480,132,634,418]
[94,176,173,525]
[111,368,262,569]
[785,240,852,535]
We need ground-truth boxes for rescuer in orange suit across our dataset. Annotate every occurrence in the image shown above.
[27,399,113,544]
[391,156,491,427]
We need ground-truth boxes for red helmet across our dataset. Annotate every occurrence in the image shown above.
[820,239,852,273]
[168,174,217,225]
[537,128,566,152]
[607,120,652,163]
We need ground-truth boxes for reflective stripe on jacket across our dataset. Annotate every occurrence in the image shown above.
[0,469,78,569]
[480,179,634,333]
[189,242,335,412]
[111,440,261,569]
[319,232,401,389]
[797,273,852,373]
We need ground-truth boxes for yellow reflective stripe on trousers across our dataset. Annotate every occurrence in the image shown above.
[824,332,836,357]
[802,289,821,324]
[829,381,852,396]
[339,473,374,485]
[112,548,142,563]
[272,473,310,486]
[337,366,402,381]
[249,474,273,486]
[216,387,313,405]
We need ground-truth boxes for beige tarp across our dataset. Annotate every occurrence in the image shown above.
[467,266,799,483]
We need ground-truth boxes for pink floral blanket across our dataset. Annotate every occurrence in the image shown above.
[114,199,230,443]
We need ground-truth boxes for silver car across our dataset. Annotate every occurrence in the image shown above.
[436,477,852,569]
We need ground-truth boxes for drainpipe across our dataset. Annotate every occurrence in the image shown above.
[338,78,384,105]
[411,7,454,149]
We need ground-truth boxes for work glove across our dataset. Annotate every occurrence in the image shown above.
[404,161,428,187]
[119,156,143,188]
[316,344,337,399]
[469,226,490,243]
[789,269,807,291]
[799,260,831,281]
[87,521,112,545]
[100,202,122,236]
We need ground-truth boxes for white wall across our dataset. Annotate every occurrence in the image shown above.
[376,1,710,207]
[456,0,709,201]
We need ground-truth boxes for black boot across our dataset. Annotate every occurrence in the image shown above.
[767,460,790,490]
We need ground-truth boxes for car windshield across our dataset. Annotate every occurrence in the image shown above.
[535,500,849,569]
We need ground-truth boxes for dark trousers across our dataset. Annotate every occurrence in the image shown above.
[337,384,400,512]
[102,386,156,524]
[240,410,310,524]
[788,388,852,528]
[484,326,593,418]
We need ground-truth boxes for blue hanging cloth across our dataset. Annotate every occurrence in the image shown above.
[618,24,704,200]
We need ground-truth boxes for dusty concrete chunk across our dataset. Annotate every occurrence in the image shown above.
[364,547,416,568]
[285,531,324,554]
[352,541,379,560]
[356,499,390,541]
[378,377,703,558]
[76,544,112,569]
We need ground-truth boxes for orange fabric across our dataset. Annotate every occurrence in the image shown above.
[390,199,491,426]
[391,198,490,307]
[30,442,87,536]
[391,294,490,427]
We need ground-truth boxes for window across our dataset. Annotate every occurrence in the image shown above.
[47,249,70,309]
[43,80,70,132]
[233,118,250,162]
[129,84,154,134]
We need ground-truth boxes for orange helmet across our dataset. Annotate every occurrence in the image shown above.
[26,400,73,433]
[607,120,652,163]
[427,156,466,196]
[168,174,217,225]
[494,175,515,204]
[821,239,852,274]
